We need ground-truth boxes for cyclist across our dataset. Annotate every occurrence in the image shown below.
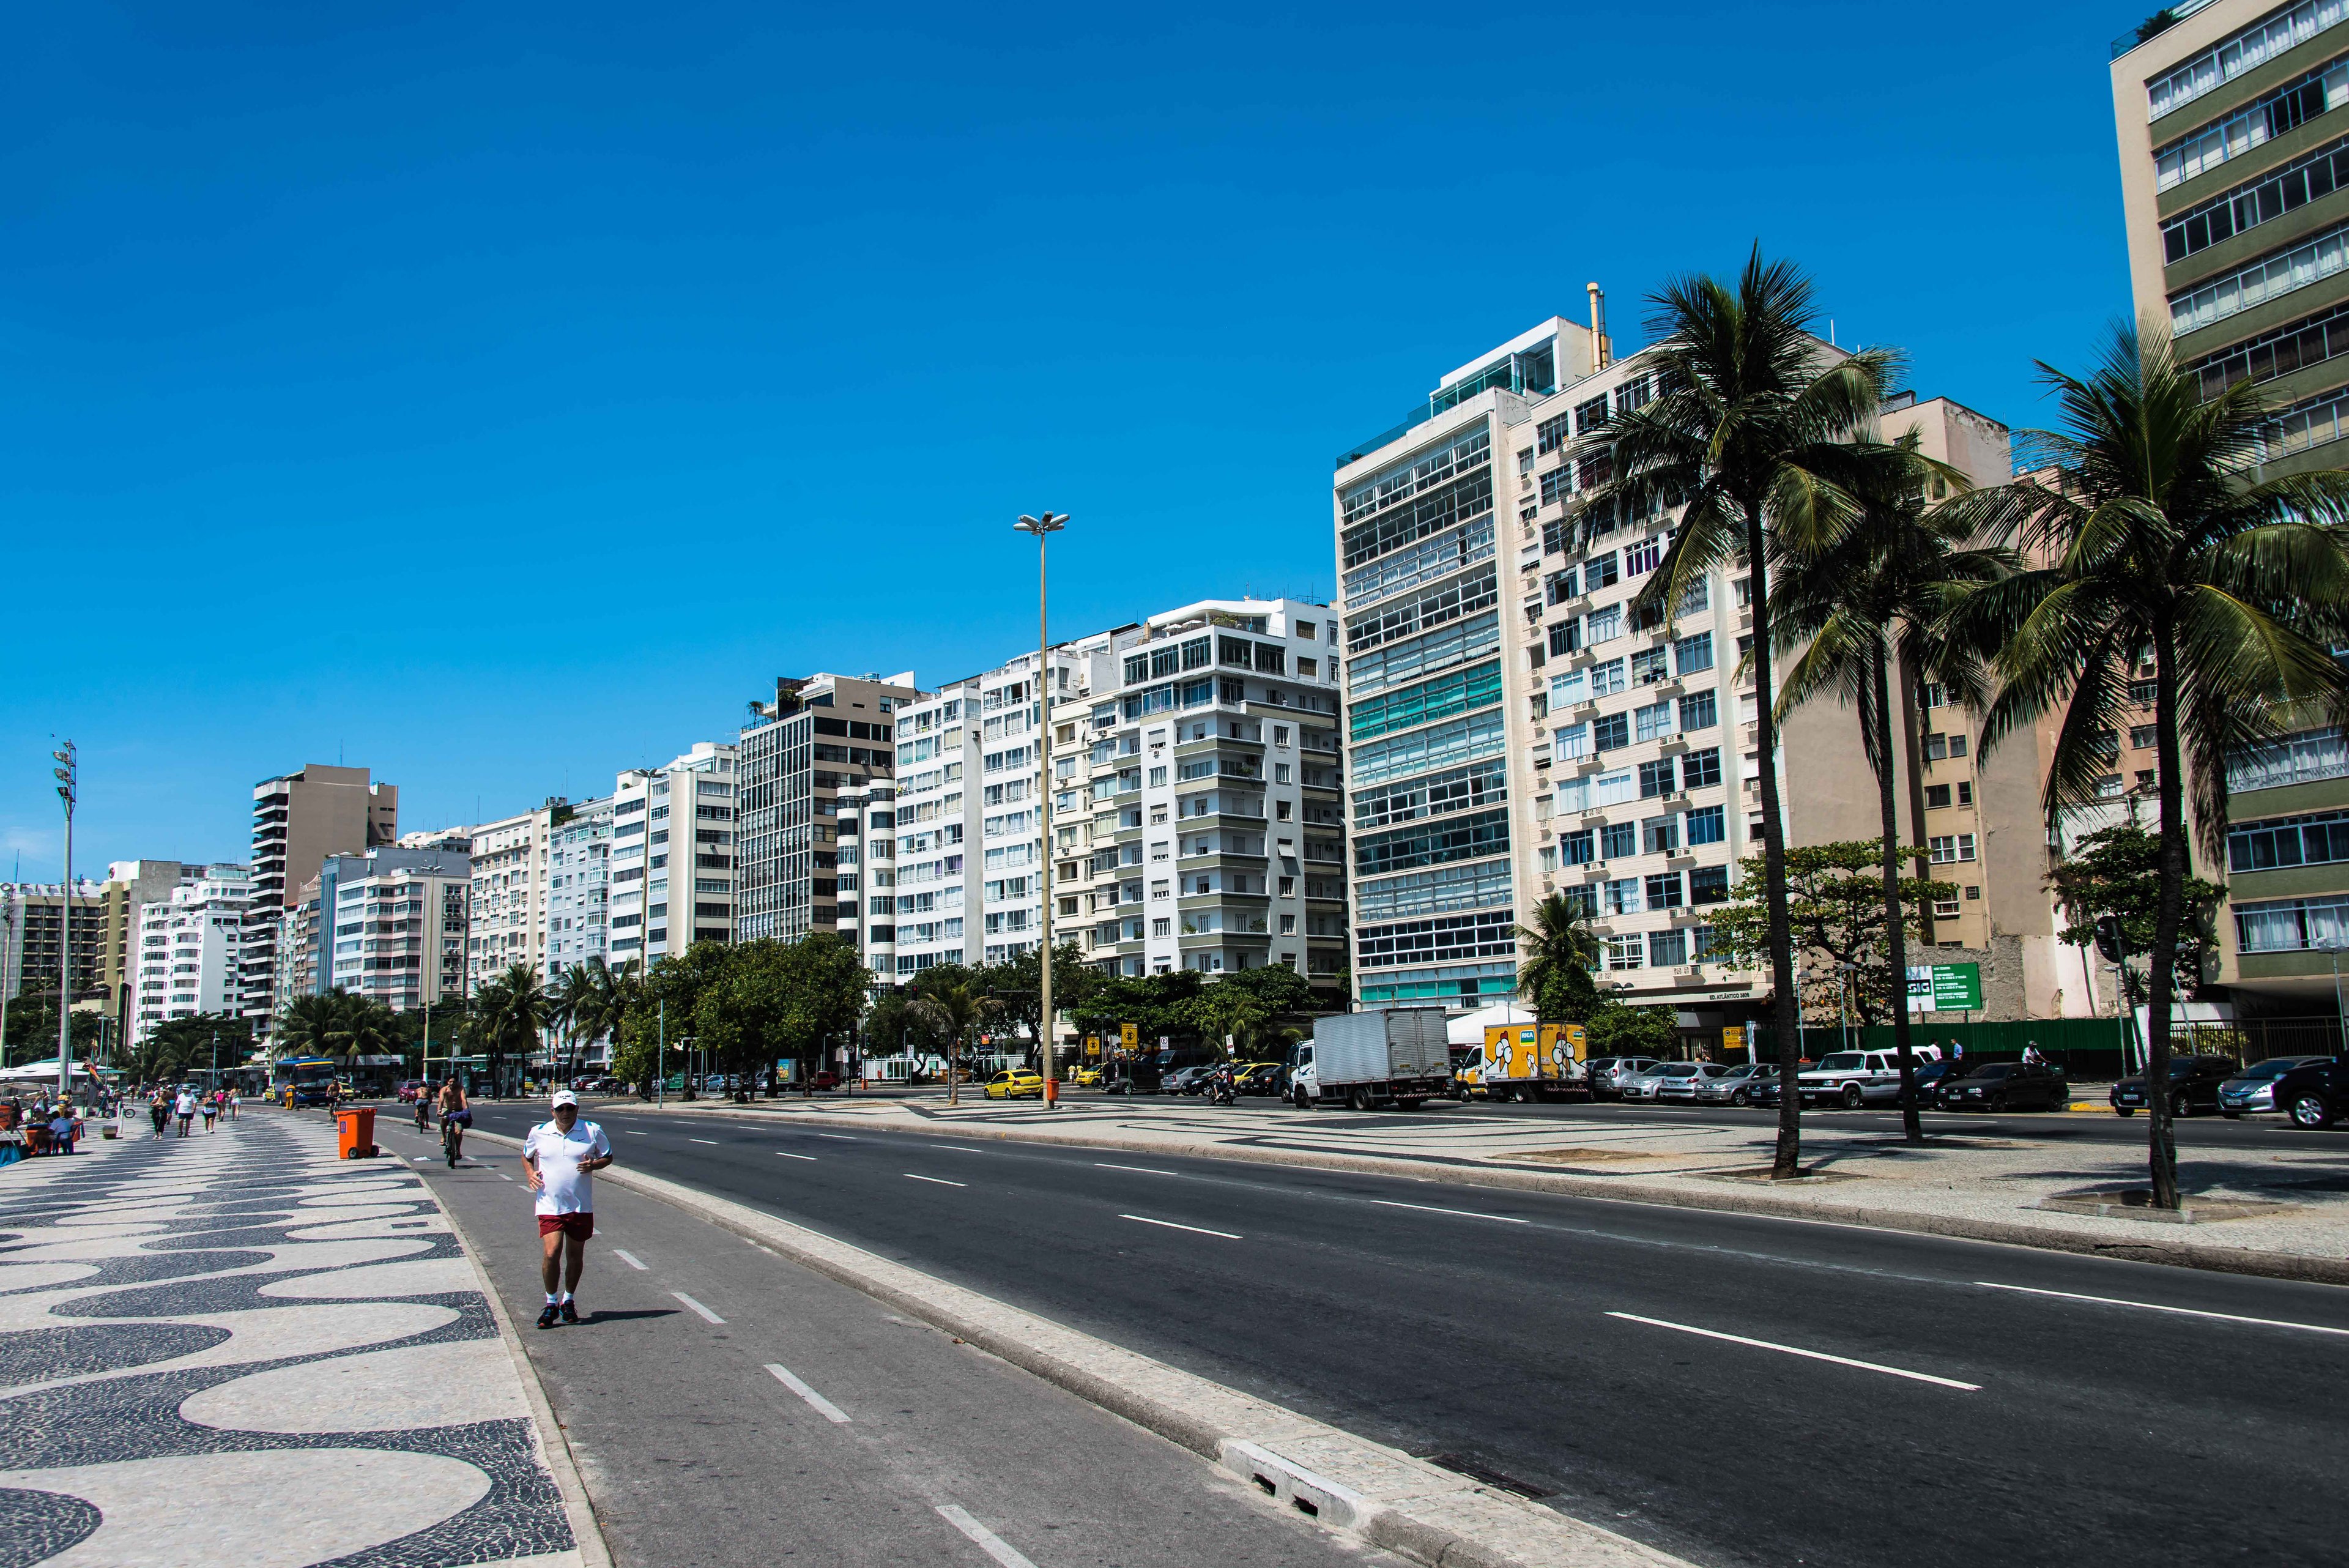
[437,1077,470,1167]
[412,1084,432,1135]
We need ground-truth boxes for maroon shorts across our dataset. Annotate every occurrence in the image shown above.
[537,1213,594,1240]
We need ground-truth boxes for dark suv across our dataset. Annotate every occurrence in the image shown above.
[2110,1055,2240,1118]
[2269,1056,2349,1129]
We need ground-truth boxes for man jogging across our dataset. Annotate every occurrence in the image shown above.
[522,1089,612,1329]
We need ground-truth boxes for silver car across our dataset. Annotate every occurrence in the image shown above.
[1621,1062,1694,1102]
[1595,1058,1663,1100]
[2217,1056,2328,1117]
[1693,1061,1764,1105]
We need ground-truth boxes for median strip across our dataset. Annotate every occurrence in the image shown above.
[1606,1311,1980,1391]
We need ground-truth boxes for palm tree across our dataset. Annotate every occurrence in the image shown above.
[907,977,989,1102]
[1574,247,1888,1178]
[276,992,345,1061]
[1773,432,2011,1142]
[1958,321,2349,1208]
[1514,893,1602,1022]
[474,962,549,1097]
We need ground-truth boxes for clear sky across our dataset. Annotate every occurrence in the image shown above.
[3,1,2140,878]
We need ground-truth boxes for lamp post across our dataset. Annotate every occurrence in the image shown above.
[53,741,75,1098]
[1014,511,1068,1108]
[2318,944,2349,1056]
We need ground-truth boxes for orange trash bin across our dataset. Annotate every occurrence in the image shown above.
[335,1107,377,1159]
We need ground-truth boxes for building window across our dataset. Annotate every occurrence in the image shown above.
[1644,871,1683,908]
[1647,928,1687,968]
[1929,834,1977,863]
[2238,894,2349,952]
[1679,691,1716,731]
[1681,748,1723,789]
[1685,804,1724,845]
[1605,932,1644,970]
[1690,864,1731,905]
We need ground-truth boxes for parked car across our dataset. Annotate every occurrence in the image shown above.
[1796,1049,1927,1108]
[1693,1061,1765,1105]
[2267,1055,2349,1129]
[1653,1062,1729,1100]
[1620,1062,1687,1102]
[984,1069,1044,1101]
[393,1080,426,1104]
[1590,1058,1663,1101]
[1234,1061,1285,1096]
[1935,1061,2069,1112]
[1745,1064,1791,1107]
[1164,1065,1215,1096]
[2110,1055,2240,1117]
[2217,1056,2329,1117]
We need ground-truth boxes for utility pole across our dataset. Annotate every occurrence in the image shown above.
[53,741,76,1098]
[1014,513,1067,1107]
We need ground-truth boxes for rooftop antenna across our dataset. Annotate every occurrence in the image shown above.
[1587,281,1610,370]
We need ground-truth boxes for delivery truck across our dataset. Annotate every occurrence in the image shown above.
[1467,1021,1589,1102]
[1293,1008,1452,1110]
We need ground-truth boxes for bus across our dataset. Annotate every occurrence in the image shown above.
[269,1057,342,1106]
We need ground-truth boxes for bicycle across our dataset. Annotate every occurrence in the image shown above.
[442,1112,466,1168]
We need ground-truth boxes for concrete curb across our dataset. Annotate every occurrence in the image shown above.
[409,1146,614,1568]
[470,1129,1690,1568]
[622,1102,2349,1287]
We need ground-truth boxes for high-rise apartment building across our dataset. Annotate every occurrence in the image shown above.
[130,865,253,1040]
[546,799,614,980]
[1048,599,1349,982]
[606,743,740,970]
[243,765,397,1036]
[1334,316,2070,1029]
[325,847,472,1011]
[737,671,922,979]
[0,880,106,1007]
[2113,0,2349,1012]
[462,795,618,991]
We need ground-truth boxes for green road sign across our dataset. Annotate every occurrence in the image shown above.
[1906,962,1983,1013]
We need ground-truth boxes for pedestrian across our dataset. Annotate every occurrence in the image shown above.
[149,1093,168,1140]
[173,1086,196,1138]
[201,1093,219,1134]
[46,1105,78,1156]
[522,1089,613,1329]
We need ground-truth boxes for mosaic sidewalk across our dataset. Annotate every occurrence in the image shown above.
[0,1110,585,1568]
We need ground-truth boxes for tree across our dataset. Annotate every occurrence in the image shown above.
[1773,433,2010,1139]
[1584,1002,1681,1058]
[979,942,1097,1071]
[696,934,869,1091]
[276,992,346,1060]
[2049,823,2228,1003]
[1958,320,2349,1208]
[1214,963,1319,1020]
[1576,247,1888,1178]
[1515,894,1602,1024]
[1710,842,1956,1033]
[1182,985,1270,1060]
[473,962,549,1096]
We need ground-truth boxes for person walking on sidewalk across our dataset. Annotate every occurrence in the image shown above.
[522,1089,612,1329]
[173,1087,196,1138]
[149,1093,169,1140]
[201,1093,219,1134]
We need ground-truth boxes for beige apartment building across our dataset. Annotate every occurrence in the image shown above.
[2112,0,2349,1013]
[242,764,398,1037]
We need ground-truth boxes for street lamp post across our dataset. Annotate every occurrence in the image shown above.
[1014,511,1068,1108]
[53,741,75,1098]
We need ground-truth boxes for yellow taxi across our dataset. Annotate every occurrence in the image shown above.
[984,1069,1045,1100]
[1072,1065,1104,1088]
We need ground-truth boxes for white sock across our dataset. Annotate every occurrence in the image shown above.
[560,1291,574,1303]
[545,1292,558,1305]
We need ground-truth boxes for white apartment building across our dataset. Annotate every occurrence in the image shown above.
[546,799,614,979]
[607,742,739,970]
[1334,314,2013,1029]
[327,848,471,1012]
[1050,599,1349,981]
[129,865,252,1040]
[891,652,1085,973]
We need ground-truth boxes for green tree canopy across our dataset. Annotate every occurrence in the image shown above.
[1709,841,1954,1027]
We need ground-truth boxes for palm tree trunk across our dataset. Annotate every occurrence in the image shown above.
[1744,502,1805,1179]
[1870,642,1924,1143]
[2145,620,2187,1209]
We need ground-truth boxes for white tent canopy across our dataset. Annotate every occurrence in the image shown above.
[0,1060,105,1082]
[1444,1001,1534,1049]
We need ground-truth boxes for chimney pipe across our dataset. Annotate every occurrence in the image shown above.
[1587,281,1609,370]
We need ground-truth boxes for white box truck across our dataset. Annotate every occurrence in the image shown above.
[1293,1008,1452,1110]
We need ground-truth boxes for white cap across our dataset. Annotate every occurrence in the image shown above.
[550,1089,578,1109]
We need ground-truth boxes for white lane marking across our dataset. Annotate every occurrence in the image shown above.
[935,1504,1039,1568]
[625,1131,648,1136]
[1119,1214,1241,1240]
[611,1249,648,1271]
[1373,1198,1527,1225]
[689,1138,719,1145]
[497,1173,514,1182]
[905,1173,967,1187]
[934,1145,989,1153]
[1975,1280,2349,1337]
[765,1362,852,1423]
[672,1291,726,1325]
[1095,1162,1180,1176]
[814,1134,857,1141]
[1606,1312,1980,1391]
[776,1151,818,1161]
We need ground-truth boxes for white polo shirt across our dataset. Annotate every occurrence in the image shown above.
[522,1118,612,1216]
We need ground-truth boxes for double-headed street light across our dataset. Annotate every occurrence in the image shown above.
[53,741,76,1097]
[1014,512,1067,1108]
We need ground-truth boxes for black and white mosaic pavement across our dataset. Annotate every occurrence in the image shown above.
[0,1114,581,1567]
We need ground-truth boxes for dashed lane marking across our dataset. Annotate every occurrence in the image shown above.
[612,1249,648,1271]
[1373,1198,1527,1224]
[765,1362,852,1422]
[1095,1162,1180,1176]
[905,1174,967,1187]
[935,1504,1039,1568]
[1606,1311,1980,1391]
[672,1291,725,1325]
[1119,1214,1241,1240]
[1974,1281,2349,1336]
[776,1151,817,1161]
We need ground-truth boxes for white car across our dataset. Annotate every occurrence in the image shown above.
[1795,1050,1907,1109]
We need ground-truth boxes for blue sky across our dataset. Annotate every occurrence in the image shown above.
[2,1,2139,877]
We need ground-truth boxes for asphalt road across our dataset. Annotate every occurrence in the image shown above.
[449,1100,2349,1568]
[392,1119,1400,1568]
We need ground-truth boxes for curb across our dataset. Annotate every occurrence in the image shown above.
[407,1145,615,1568]
[469,1129,1690,1568]
[616,1102,2349,1287]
